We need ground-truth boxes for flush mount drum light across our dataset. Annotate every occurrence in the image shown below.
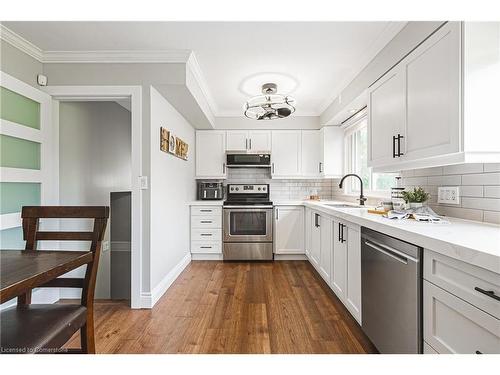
[244,83,296,120]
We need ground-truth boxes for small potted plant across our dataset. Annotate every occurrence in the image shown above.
[402,187,430,208]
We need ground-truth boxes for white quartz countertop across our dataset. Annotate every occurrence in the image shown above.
[276,200,500,274]
[189,200,224,206]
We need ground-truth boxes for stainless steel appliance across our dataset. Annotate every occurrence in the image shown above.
[361,227,422,354]
[226,154,271,168]
[223,184,273,260]
[197,181,224,200]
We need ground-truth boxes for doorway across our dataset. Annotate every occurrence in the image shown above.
[45,85,143,308]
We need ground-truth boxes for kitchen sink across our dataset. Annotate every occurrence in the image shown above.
[324,203,365,208]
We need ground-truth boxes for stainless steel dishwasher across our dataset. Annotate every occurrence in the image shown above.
[361,227,422,354]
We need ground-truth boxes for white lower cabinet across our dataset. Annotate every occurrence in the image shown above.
[306,209,362,324]
[274,206,305,254]
[423,280,500,354]
[190,205,223,256]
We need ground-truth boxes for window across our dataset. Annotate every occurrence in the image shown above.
[344,114,397,196]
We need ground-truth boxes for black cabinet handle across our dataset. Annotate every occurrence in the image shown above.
[397,134,404,157]
[223,163,226,174]
[474,287,500,301]
[272,163,275,174]
[342,224,346,243]
[315,213,320,228]
[200,220,212,224]
[475,350,482,354]
[392,135,397,158]
[338,223,341,242]
[319,162,323,173]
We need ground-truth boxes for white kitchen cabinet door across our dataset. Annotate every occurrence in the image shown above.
[367,64,406,168]
[226,130,248,152]
[424,280,500,354]
[403,22,461,162]
[321,126,344,178]
[310,211,321,268]
[332,220,347,299]
[346,226,362,323]
[274,206,305,254]
[305,208,312,257]
[196,131,226,178]
[301,130,322,177]
[248,131,271,152]
[319,215,332,283]
[271,131,302,177]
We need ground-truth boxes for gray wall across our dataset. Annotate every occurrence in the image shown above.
[0,39,42,87]
[59,101,131,299]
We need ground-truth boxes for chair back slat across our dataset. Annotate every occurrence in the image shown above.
[19,206,109,307]
[35,231,96,241]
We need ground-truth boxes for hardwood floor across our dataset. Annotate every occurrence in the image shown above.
[64,261,377,354]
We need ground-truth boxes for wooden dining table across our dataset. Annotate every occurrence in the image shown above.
[0,250,93,304]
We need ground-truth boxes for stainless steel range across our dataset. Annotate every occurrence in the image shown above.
[223,184,273,260]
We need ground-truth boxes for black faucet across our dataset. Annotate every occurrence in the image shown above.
[338,174,368,206]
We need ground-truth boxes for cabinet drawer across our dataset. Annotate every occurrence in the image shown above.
[424,249,500,318]
[191,241,222,254]
[191,206,222,216]
[191,229,222,241]
[424,280,500,354]
[191,215,222,229]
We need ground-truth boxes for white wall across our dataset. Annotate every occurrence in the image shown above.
[149,86,196,302]
[59,101,131,299]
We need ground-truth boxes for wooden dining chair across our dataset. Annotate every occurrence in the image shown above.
[0,206,109,354]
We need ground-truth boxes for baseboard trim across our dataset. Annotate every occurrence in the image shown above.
[191,253,223,261]
[141,252,191,308]
[274,254,308,260]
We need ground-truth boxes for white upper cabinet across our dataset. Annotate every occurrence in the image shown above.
[274,206,305,254]
[271,130,302,178]
[225,130,271,152]
[368,65,406,168]
[301,130,322,177]
[196,131,226,179]
[226,130,249,152]
[404,22,461,161]
[248,131,271,152]
[367,22,500,171]
[321,126,344,178]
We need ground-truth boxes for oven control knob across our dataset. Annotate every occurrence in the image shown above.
[230,187,234,191]
[263,187,266,191]
[258,187,261,191]
[235,187,239,191]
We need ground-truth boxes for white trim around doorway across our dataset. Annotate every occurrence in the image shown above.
[43,85,143,309]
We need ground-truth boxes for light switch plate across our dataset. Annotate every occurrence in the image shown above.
[139,176,148,190]
[438,186,460,205]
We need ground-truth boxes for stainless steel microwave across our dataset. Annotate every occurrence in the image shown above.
[226,154,270,168]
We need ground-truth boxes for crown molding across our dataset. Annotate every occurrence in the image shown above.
[317,21,408,115]
[0,24,43,61]
[186,52,219,115]
[42,49,192,63]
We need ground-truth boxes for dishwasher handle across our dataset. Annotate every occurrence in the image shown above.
[364,239,419,264]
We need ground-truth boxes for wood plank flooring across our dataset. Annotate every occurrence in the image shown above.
[64,260,377,354]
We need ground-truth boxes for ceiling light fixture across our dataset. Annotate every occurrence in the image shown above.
[243,83,296,120]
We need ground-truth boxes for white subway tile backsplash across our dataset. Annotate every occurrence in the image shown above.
[484,186,500,198]
[413,167,443,177]
[427,175,461,186]
[460,186,483,197]
[461,197,500,211]
[484,164,500,172]
[430,205,484,222]
[461,173,500,186]
[402,176,428,186]
[442,163,483,175]
[483,211,500,225]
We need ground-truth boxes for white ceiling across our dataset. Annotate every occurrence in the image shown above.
[3,21,406,116]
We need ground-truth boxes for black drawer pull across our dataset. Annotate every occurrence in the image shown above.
[200,209,212,212]
[200,246,212,249]
[200,220,212,224]
[200,233,212,236]
[474,287,500,301]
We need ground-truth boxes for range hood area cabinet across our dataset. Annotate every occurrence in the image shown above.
[368,22,500,172]
[195,127,344,179]
[226,130,272,153]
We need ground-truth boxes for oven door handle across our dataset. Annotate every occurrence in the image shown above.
[223,205,273,209]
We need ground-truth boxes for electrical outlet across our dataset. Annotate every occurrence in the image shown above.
[438,186,460,205]
[102,241,110,252]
